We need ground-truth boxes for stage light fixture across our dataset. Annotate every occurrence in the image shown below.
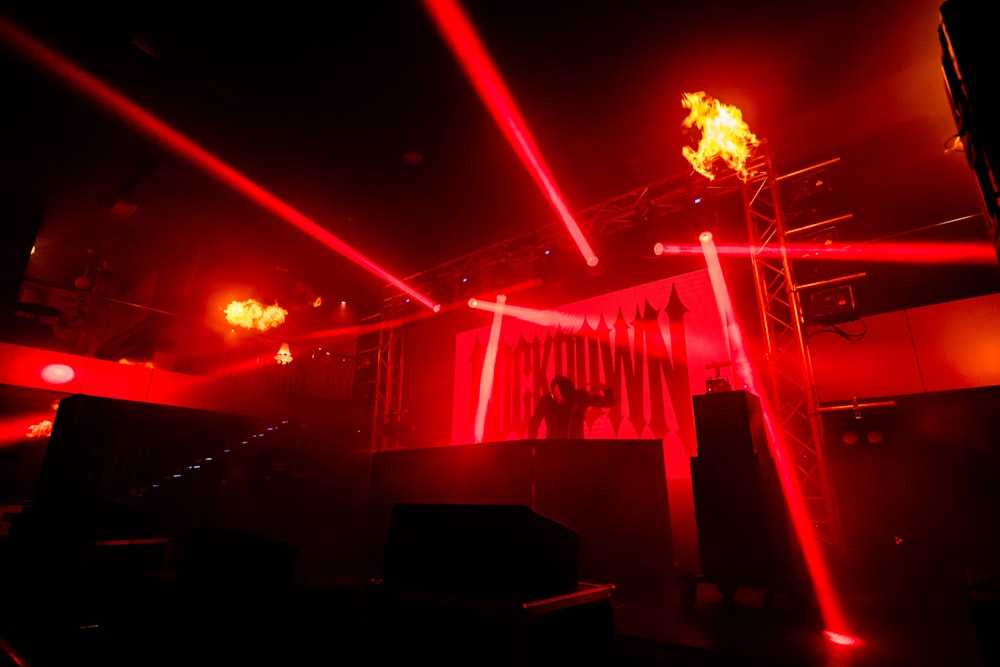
[824,400,896,449]
[532,245,563,285]
[458,273,482,299]
[839,421,887,447]
[704,360,732,393]
[805,284,856,326]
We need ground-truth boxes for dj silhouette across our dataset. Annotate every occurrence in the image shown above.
[527,375,614,439]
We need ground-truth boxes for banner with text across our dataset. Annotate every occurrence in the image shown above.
[452,268,730,459]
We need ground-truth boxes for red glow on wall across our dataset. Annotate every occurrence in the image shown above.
[0,16,438,312]
[0,420,29,447]
[824,630,862,647]
[0,414,44,446]
[422,0,598,268]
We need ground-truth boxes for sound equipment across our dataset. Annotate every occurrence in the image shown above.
[32,394,258,539]
[367,438,674,599]
[176,526,298,592]
[690,391,795,593]
[693,390,767,459]
[383,503,579,603]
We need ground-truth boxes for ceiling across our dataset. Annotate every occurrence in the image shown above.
[1,1,997,344]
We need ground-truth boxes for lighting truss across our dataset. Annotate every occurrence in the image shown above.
[742,141,844,548]
[373,298,407,452]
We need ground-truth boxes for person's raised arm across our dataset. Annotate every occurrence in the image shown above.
[588,386,614,408]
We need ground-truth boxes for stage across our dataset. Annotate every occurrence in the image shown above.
[612,581,985,667]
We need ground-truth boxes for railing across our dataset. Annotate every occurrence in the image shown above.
[3,276,358,402]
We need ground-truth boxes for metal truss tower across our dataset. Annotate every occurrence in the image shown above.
[741,140,845,548]
[370,294,407,452]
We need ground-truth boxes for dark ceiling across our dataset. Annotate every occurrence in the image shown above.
[1,1,997,338]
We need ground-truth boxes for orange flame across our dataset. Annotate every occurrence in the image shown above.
[224,299,288,331]
[26,420,53,439]
[681,91,759,181]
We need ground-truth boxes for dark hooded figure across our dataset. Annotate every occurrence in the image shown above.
[527,374,614,439]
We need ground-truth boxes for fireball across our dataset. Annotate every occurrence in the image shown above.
[681,91,759,181]
[224,298,288,331]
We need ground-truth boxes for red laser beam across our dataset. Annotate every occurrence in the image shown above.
[655,239,998,264]
[473,294,507,443]
[468,298,588,332]
[422,0,599,268]
[0,16,439,312]
[699,232,853,640]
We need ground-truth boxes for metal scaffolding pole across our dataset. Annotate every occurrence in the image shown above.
[742,140,844,548]
[372,291,408,452]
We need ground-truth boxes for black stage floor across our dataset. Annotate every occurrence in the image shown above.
[612,580,987,667]
[0,577,989,667]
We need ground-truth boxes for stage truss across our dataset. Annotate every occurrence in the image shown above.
[362,144,850,548]
[741,142,846,549]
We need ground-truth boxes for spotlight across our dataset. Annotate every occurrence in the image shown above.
[532,244,564,285]
[704,360,732,393]
[459,273,482,299]
[824,399,896,449]
[805,284,856,326]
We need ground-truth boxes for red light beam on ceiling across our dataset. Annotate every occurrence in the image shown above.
[0,16,440,313]
[423,0,599,268]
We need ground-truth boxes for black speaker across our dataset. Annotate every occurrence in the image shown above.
[176,526,298,592]
[383,503,579,603]
[967,566,1000,667]
[693,390,767,460]
[690,390,795,589]
[690,454,792,584]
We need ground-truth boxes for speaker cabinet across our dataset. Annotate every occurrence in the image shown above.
[32,394,259,539]
[690,454,792,584]
[693,390,767,460]
[690,391,794,587]
[176,526,298,592]
[367,439,673,600]
[383,503,579,603]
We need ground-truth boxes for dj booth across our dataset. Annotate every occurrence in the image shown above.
[364,438,674,602]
